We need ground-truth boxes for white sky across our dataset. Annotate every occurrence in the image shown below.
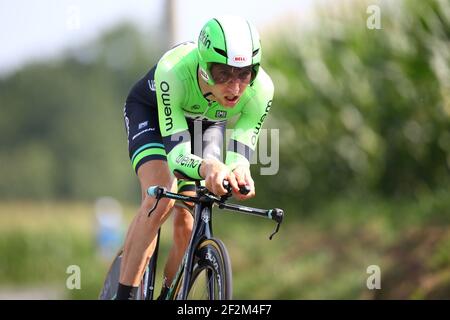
[0,0,318,75]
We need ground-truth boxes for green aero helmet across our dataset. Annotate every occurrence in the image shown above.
[197,15,262,86]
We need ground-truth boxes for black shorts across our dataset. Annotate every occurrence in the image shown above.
[123,65,226,191]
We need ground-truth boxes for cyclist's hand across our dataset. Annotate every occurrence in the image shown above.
[232,165,255,200]
[200,158,239,196]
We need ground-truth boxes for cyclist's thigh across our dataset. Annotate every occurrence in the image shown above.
[172,181,196,228]
[137,160,176,199]
[123,67,176,199]
[123,65,164,174]
[124,99,173,199]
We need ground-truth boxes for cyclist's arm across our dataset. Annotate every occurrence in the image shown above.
[155,62,204,180]
[225,70,274,172]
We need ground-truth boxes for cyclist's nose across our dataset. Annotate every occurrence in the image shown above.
[225,78,241,94]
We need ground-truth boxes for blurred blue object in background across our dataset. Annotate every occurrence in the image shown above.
[95,197,124,261]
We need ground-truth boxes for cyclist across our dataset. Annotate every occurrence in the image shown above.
[117,15,274,299]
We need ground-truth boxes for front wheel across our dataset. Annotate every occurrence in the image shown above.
[99,249,123,300]
[184,238,232,300]
[98,248,155,300]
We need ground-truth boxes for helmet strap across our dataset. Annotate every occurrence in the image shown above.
[203,92,216,105]
[199,66,211,83]
[203,92,213,99]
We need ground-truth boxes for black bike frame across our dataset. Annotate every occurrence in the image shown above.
[144,182,283,300]
[178,199,215,299]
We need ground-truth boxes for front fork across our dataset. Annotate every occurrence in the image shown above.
[167,203,213,299]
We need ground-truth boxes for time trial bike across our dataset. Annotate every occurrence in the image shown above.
[99,181,284,300]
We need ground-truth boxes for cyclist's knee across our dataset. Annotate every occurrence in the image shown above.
[135,159,176,223]
[139,196,174,222]
[137,160,175,201]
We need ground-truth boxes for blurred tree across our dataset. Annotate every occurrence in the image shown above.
[0,23,165,202]
[0,0,449,214]
[257,0,450,211]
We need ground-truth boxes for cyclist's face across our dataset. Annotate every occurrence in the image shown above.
[210,63,253,107]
